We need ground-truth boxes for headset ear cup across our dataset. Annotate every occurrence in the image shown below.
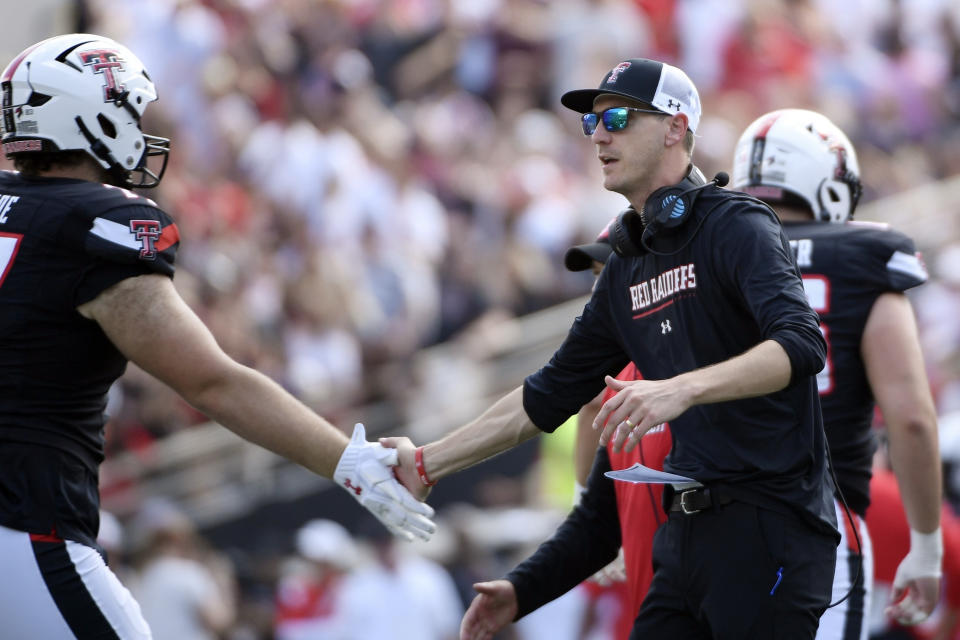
[611,166,712,257]
[645,187,693,230]
[611,208,645,257]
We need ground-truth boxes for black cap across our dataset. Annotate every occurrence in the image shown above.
[564,217,615,272]
[560,58,701,133]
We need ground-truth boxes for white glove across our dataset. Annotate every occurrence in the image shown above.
[888,527,943,625]
[588,547,627,587]
[333,424,436,542]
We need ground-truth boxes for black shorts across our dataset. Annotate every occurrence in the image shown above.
[631,500,837,640]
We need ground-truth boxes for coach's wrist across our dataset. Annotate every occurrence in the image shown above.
[673,370,705,407]
[415,445,437,487]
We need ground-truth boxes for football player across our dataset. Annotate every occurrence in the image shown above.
[733,108,942,637]
[0,33,434,639]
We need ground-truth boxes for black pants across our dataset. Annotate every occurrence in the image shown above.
[630,501,837,639]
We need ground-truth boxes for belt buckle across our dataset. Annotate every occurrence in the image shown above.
[679,489,703,515]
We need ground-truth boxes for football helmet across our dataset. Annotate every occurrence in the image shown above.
[732,109,862,223]
[1,33,169,188]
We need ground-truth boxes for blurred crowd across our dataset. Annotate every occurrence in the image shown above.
[5,0,960,637]
[55,0,960,453]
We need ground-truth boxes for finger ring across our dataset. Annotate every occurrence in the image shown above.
[624,418,634,428]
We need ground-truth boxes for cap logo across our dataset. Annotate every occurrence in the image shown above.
[666,99,681,112]
[607,62,631,84]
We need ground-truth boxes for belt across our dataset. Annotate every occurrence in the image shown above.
[667,487,734,515]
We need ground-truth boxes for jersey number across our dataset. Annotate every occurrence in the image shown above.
[801,275,833,394]
[0,233,23,288]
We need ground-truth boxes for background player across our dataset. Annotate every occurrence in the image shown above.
[0,33,434,639]
[733,109,942,634]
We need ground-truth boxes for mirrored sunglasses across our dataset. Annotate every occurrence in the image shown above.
[581,107,666,136]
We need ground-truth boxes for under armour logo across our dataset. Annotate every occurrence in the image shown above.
[661,320,672,334]
[343,478,363,496]
[666,99,681,112]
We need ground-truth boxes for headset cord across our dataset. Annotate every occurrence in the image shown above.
[824,433,863,609]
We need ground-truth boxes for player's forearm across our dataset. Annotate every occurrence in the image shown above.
[188,362,348,478]
[863,293,942,533]
[677,339,792,406]
[887,413,942,533]
[422,386,542,481]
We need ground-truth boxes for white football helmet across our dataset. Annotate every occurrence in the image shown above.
[1,33,169,188]
[731,109,862,223]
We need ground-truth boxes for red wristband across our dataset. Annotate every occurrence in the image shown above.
[415,446,437,487]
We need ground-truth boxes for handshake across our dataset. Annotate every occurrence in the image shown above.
[332,424,435,542]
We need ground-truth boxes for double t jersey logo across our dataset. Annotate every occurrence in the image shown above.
[129,220,160,259]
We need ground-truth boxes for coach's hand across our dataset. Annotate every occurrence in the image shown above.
[379,435,432,501]
[334,424,436,541]
[460,580,518,640]
[595,376,688,453]
[886,528,942,625]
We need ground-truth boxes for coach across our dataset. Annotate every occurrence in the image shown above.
[386,58,839,639]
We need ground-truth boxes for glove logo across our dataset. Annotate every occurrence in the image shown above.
[343,478,362,496]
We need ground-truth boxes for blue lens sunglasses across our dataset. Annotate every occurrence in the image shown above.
[581,107,666,136]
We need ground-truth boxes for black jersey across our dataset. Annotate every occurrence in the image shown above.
[523,188,837,538]
[0,171,178,547]
[784,220,927,516]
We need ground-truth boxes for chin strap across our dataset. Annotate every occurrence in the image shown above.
[74,116,130,186]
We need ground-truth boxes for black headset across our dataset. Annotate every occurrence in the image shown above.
[610,166,729,258]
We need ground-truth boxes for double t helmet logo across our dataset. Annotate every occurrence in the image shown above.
[79,49,126,103]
